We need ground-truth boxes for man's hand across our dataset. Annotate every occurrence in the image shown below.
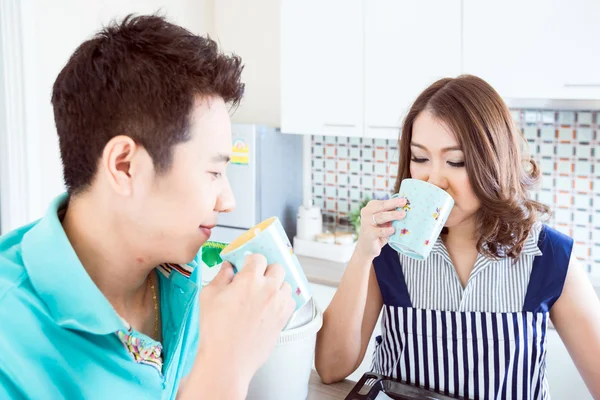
[179,254,295,399]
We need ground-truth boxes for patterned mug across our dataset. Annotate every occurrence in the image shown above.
[389,179,455,260]
[220,217,312,312]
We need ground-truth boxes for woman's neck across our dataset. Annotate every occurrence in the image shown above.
[443,220,478,252]
[442,217,480,287]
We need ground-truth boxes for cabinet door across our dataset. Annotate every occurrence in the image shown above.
[463,0,563,100]
[464,0,600,101]
[364,0,462,140]
[281,0,364,136]
[554,0,600,99]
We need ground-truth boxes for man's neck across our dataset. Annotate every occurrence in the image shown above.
[61,192,157,316]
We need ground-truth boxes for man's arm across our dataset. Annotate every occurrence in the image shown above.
[177,256,294,400]
[178,350,248,399]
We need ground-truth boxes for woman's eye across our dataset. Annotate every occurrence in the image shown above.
[447,161,465,168]
[410,157,428,163]
[210,172,223,179]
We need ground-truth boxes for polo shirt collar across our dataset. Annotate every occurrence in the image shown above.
[21,193,127,334]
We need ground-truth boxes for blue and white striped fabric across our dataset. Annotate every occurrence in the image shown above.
[400,223,543,313]
[372,224,573,400]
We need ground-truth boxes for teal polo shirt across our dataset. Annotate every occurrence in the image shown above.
[0,194,201,399]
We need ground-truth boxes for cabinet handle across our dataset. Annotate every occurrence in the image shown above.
[564,83,600,88]
[323,123,357,128]
[368,125,400,129]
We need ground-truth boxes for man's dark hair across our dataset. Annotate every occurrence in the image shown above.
[51,14,244,194]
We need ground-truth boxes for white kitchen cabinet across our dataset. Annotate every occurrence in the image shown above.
[463,0,600,101]
[364,0,462,140]
[281,0,462,139]
[553,0,600,99]
[463,0,560,100]
[283,1,600,139]
[281,0,363,137]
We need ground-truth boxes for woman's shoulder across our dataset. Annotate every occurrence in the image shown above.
[524,222,574,312]
[528,222,574,274]
[536,222,574,249]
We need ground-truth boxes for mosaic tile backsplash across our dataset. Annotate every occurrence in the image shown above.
[311,110,600,273]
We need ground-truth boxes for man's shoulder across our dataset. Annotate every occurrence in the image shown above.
[0,261,41,324]
[0,221,42,312]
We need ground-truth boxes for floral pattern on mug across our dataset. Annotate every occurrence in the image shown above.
[401,195,411,212]
[432,207,442,221]
[399,228,410,236]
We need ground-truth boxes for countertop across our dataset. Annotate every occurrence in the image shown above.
[297,255,346,287]
[308,370,356,400]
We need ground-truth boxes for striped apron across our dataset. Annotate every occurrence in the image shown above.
[372,225,573,400]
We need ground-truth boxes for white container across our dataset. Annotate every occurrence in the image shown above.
[296,205,323,241]
[285,298,316,330]
[246,300,323,400]
[293,236,356,263]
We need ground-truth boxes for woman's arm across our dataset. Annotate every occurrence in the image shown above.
[315,257,383,383]
[550,254,600,399]
[315,196,406,384]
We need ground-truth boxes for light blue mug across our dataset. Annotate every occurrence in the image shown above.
[220,217,312,312]
[389,179,455,260]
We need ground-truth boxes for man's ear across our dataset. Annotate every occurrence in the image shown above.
[100,135,139,196]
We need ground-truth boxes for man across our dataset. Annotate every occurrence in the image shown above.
[0,14,294,399]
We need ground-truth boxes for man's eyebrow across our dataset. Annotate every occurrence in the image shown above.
[211,154,231,163]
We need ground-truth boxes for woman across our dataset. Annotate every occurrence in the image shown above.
[315,75,600,399]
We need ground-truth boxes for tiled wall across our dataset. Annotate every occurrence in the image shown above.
[310,135,399,222]
[311,110,600,272]
[519,110,600,273]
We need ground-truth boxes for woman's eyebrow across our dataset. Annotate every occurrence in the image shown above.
[410,142,462,152]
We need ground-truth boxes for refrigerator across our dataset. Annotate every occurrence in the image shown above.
[211,124,303,243]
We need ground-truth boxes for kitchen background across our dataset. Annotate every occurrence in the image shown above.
[311,109,600,276]
[1,0,599,398]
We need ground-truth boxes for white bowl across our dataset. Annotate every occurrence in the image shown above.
[246,299,323,400]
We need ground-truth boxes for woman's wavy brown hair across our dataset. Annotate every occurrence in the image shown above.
[394,75,550,259]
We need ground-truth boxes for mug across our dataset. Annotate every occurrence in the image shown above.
[389,179,454,260]
[220,217,312,312]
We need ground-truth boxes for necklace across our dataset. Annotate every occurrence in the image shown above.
[149,272,159,340]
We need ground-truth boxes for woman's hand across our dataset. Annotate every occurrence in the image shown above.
[355,197,407,260]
